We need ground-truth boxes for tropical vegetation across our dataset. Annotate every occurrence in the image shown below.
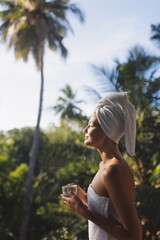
[0,2,160,240]
[0,0,84,239]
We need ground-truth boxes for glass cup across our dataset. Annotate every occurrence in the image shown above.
[62,184,77,197]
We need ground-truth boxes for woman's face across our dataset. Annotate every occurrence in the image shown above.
[83,112,106,147]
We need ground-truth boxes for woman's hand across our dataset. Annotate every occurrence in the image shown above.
[66,183,88,206]
[61,189,85,214]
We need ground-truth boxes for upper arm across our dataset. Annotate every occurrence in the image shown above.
[103,165,142,239]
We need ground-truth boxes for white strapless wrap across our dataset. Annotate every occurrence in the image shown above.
[87,184,120,240]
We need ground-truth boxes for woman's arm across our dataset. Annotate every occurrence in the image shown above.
[102,165,142,240]
[62,190,134,240]
[79,204,134,240]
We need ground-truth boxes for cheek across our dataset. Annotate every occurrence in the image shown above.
[86,128,106,145]
[95,132,106,143]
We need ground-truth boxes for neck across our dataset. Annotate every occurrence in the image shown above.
[97,137,122,165]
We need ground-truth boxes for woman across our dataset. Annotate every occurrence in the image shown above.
[61,92,142,240]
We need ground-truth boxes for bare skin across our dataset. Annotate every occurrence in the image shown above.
[61,112,142,240]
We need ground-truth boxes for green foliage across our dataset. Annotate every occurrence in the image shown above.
[0,1,85,238]
[0,127,98,239]
[136,184,160,239]
[149,164,160,186]
[0,16,159,239]
[0,115,159,240]
[0,134,27,239]
[10,163,28,180]
[28,129,98,240]
[136,184,160,225]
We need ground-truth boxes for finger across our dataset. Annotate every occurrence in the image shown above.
[67,189,75,197]
[61,194,66,199]
[61,194,71,201]
[64,201,70,206]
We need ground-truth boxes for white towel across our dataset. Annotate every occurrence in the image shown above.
[94,92,136,156]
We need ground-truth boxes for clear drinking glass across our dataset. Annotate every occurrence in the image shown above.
[62,184,77,197]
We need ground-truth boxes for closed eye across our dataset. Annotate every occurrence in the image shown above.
[88,122,95,127]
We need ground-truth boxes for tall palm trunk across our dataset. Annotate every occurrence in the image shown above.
[19,46,44,240]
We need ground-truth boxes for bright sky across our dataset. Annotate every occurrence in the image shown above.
[0,0,160,131]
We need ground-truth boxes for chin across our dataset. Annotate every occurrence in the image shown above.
[84,140,94,147]
[84,140,90,145]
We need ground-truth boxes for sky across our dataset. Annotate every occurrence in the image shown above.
[0,0,160,131]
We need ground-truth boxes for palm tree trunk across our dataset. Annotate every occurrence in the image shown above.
[19,49,44,240]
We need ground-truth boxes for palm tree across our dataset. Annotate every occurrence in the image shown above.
[0,1,84,240]
[53,84,88,127]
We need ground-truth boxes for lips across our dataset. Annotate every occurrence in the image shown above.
[85,134,89,140]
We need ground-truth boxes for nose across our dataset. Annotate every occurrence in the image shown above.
[83,125,88,133]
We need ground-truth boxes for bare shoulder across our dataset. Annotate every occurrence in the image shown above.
[102,159,136,200]
[102,161,122,181]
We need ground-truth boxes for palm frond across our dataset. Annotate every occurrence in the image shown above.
[90,63,118,92]
[57,97,67,103]
[53,104,65,115]
[74,99,85,104]
[151,24,160,49]
[83,85,102,102]
[60,84,75,99]
[68,3,85,23]
[46,1,85,23]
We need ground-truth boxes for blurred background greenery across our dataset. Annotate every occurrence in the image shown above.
[0,0,160,239]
